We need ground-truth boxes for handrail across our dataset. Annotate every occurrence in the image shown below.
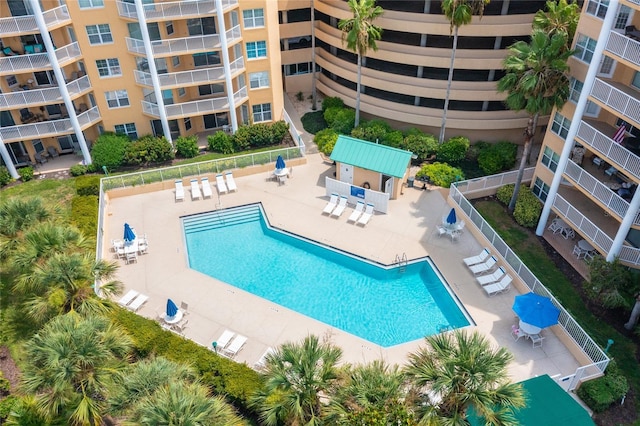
[282,108,306,156]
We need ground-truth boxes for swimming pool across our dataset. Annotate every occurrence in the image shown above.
[183,204,470,347]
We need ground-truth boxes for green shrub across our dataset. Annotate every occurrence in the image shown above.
[91,132,130,171]
[324,107,355,135]
[0,167,11,187]
[402,134,438,163]
[0,376,9,394]
[71,195,98,237]
[577,362,629,413]
[495,184,542,228]
[18,167,34,182]
[437,136,470,164]
[314,128,339,156]
[124,135,174,166]
[322,96,344,111]
[351,120,393,143]
[230,121,289,151]
[175,135,199,158]
[208,131,234,154]
[415,162,464,188]
[0,395,17,421]
[69,164,88,177]
[300,111,327,134]
[477,141,518,175]
[75,175,101,196]
[496,184,515,205]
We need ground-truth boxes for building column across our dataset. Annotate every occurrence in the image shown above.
[609,191,640,261]
[135,0,172,144]
[31,1,92,165]
[0,135,19,179]
[535,0,619,236]
[215,0,239,133]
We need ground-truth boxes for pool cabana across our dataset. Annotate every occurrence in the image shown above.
[330,136,413,200]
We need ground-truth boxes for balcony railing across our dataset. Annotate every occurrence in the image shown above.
[606,30,640,66]
[134,57,244,88]
[591,79,640,125]
[125,25,240,56]
[0,106,100,142]
[142,86,247,118]
[0,75,91,109]
[0,42,81,75]
[0,5,71,36]
[576,121,640,180]
[116,0,237,20]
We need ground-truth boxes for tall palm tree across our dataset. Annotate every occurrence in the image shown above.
[533,0,580,45]
[21,313,131,426]
[497,30,573,212]
[439,0,489,144]
[404,330,525,425]
[250,334,343,426]
[310,0,318,111]
[0,198,52,262]
[338,0,383,127]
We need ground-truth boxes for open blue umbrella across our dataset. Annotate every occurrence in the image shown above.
[275,155,286,170]
[166,299,178,318]
[124,223,136,242]
[512,292,560,329]
[446,208,457,225]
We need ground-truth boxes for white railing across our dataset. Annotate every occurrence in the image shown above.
[127,34,221,56]
[54,42,81,64]
[0,52,49,74]
[142,86,247,118]
[0,75,90,108]
[576,121,640,180]
[606,30,640,66]
[77,106,101,127]
[452,168,535,194]
[0,5,70,36]
[225,24,241,43]
[0,106,101,142]
[134,57,243,87]
[591,78,640,125]
[42,5,72,27]
[116,0,237,20]
[282,108,306,156]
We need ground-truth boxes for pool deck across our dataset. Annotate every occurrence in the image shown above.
[104,153,582,384]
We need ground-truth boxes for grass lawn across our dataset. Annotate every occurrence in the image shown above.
[1,178,76,220]
[174,145,290,165]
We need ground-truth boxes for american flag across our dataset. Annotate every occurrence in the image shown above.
[613,124,627,144]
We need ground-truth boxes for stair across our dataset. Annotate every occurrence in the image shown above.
[183,204,261,234]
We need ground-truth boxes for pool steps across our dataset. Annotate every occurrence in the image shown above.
[183,205,261,234]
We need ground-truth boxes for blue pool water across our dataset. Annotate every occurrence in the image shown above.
[183,204,470,347]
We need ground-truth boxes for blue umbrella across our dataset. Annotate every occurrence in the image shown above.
[124,223,136,242]
[446,208,457,225]
[512,292,560,329]
[275,155,286,170]
[166,299,178,318]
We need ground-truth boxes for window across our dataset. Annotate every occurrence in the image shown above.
[172,56,180,67]
[79,0,104,8]
[198,84,224,96]
[96,58,121,77]
[551,112,571,139]
[166,21,174,35]
[541,146,560,172]
[614,5,631,29]
[178,87,186,97]
[246,41,267,59]
[532,177,550,201]
[249,71,269,89]
[575,34,597,64]
[86,24,113,45]
[632,71,640,90]
[284,62,321,76]
[32,139,44,154]
[33,71,55,85]
[5,75,17,86]
[187,18,216,36]
[568,78,583,103]
[105,90,130,108]
[184,117,191,131]
[115,123,137,139]
[203,112,229,129]
[598,56,615,77]
[193,52,221,67]
[585,101,600,117]
[243,8,264,28]
[128,22,161,41]
[252,103,271,122]
[586,0,608,18]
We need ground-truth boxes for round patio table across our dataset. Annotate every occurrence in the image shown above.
[164,310,183,324]
[519,319,542,335]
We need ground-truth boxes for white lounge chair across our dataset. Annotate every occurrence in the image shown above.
[356,203,375,226]
[214,329,235,350]
[463,248,491,266]
[201,177,213,198]
[476,267,506,286]
[175,180,184,202]
[216,174,228,194]
[224,335,247,358]
[225,172,237,192]
[347,201,365,223]
[190,179,201,200]
[127,293,149,312]
[117,289,139,307]
[331,196,348,217]
[483,275,512,296]
[322,193,339,215]
[468,256,497,275]
[254,347,275,370]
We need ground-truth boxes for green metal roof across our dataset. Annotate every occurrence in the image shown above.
[329,136,412,178]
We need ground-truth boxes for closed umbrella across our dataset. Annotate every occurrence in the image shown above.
[446,208,457,225]
[276,155,286,170]
[166,299,178,318]
[124,223,136,243]
[512,292,560,329]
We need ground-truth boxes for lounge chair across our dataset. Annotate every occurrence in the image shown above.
[330,196,348,218]
[476,267,506,286]
[482,274,512,296]
[225,172,237,192]
[322,193,339,215]
[127,293,149,312]
[356,203,375,226]
[468,256,497,275]
[117,289,139,307]
[463,248,491,266]
[214,329,235,350]
[201,177,213,199]
[254,347,275,370]
[347,201,365,223]
[175,180,184,202]
[223,335,247,358]
[190,179,201,200]
[216,174,228,194]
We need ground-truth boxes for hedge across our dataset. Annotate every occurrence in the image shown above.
[71,195,98,238]
[175,135,199,158]
[496,184,542,228]
[208,131,234,154]
[75,175,101,196]
[577,362,628,412]
[123,135,174,166]
[321,96,344,111]
[18,167,34,182]
[415,162,464,188]
[0,166,11,186]
[91,132,130,171]
[477,141,518,175]
[314,128,339,156]
[437,136,470,164]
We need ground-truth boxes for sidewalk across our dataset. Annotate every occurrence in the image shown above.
[283,92,319,154]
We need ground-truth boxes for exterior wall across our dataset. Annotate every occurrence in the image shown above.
[335,164,405,200]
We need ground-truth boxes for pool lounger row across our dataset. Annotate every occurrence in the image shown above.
[175,174,238,202]
[463,249,511,296]
[213,329,248,358]
[117,290,149,312]
[322,195,374,226]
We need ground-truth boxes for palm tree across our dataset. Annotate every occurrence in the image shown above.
[338,0,383,127]
[439,0,489,144]
[497,29,573,212]
[0,198,52,262]
[310,0,318,111]
[625,293,640,330]
[533,0,580,45]
[250,334,343,426]
[404,330,525,425]
[21,313,131,426]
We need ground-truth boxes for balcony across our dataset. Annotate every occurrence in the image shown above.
[0,5,71,37]
[606,30,640,66]
[141,86,247,119]
[116,0,238,22]
[0,106,101,143]
[134,57,243,88]
[0,75,91,109]
[591,78,640,126]
[0,42,81,76]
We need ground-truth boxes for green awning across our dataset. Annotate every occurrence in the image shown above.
[329,136,412,178]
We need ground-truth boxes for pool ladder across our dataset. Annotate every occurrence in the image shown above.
[395,253,408,273]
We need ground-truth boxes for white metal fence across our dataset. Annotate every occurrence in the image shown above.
[325,177,390,213]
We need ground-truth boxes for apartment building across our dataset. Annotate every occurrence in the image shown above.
[532,0,640,268]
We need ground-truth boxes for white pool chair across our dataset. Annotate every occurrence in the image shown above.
[330,196,348,218]
[190,179,201,200]
[347,201,365,223]
[201,177,213,199]
[216,174,228,194]
[117,289,139,307]
[214,329,235,350]
[125,251,138,264]
[482,275,512,296]
[463,248,491,266]
[356,203,375,226]
[223,335,247,358]
[254,347,275,370]
[322,193,339,215]
[127,293,149,312]
[476,267,506,286]
[225,172,237,192]
[175,180,184,202]
[468,256,497,275]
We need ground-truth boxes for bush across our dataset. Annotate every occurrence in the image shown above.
[300,111,327,134]
[230,121,289,151]
[175,135,199,158]
[91,132,130,171]
[437,136,470,164]
[322,96,344,111]
[477,141,518,175]
[415,162,464,188]
[496,184,542,228]
[583,257,634,309]
[75,175,101,196]
[577,362,629,412]
[123,135,174,166]
[0,167,11,187]
[69,164,88,177]
[351,120,393,143]
[208,131,234,154]
[18,166,34,182]
[71,195,98,237]
[496,184,515,205]
[402,134,438,162]
[314,128,339,156]
[0,395,17,421]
